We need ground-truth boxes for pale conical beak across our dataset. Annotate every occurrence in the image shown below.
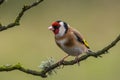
[48,26,54,31]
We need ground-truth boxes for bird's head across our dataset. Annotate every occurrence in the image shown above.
[48,20,69,37]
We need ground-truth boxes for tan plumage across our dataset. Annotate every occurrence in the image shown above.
[55,27,89,56]
[48,20,91,61]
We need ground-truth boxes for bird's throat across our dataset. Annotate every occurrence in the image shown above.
[54,29,59,34]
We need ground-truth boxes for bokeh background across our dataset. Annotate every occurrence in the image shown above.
[0,0,120,80]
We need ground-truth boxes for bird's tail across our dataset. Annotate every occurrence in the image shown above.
[86,49,98,58]
[87,49,102,58]
[87,49,93,53]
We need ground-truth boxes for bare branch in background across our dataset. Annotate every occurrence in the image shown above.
[0,0,44,31]
[0,0,5,5]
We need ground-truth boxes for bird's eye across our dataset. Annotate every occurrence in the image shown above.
[54,26,59,29]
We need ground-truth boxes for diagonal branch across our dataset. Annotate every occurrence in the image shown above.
[0,0,44,31]
[0,0,5,5]
[0,34,120,78]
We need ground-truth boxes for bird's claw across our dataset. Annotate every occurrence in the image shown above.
[57,60,65,69]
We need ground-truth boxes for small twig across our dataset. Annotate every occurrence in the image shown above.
[0,0,4,5]
[0,34,119,78]
[0,0,44,31]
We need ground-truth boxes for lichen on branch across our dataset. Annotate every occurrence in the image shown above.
[0,34,120,78]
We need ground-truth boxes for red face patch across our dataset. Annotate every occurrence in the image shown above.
[54,29,59,34]
[51,21,60,35]
[52,22,60,27]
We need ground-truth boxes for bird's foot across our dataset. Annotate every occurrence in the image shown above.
[57,55,70,68]
[57,59,65,68]
[75,56,80,66]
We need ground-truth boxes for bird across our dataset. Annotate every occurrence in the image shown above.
[48,20,92,63]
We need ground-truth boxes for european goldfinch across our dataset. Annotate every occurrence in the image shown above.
[48,20,91,62]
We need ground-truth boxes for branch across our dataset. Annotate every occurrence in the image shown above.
[0,0,4,5]
[0,63,46,77]
[0,0,44,31]
[0,34,120,78]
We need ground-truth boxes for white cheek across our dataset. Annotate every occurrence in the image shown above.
[56,26,66,38]
[59,26,66,35]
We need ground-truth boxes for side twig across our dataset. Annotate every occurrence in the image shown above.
[0,0,44,31]
[0,0,4,5]
[0,34,119,78]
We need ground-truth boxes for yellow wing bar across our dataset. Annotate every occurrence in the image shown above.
[83,39,90,49]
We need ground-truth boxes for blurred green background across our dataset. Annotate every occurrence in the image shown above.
[0,0,120,80]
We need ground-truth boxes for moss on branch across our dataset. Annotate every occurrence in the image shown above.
[0,34,120,78]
